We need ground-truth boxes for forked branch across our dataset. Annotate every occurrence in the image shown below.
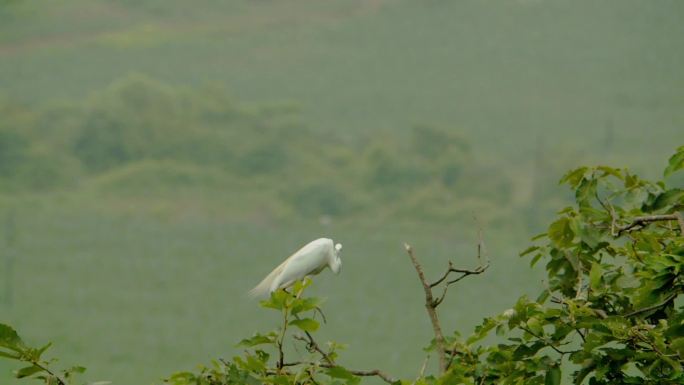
[404,233,490,374]
[405,243,448,373]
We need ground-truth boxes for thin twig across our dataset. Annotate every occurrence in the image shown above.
[430,264,489,288]
[293,333,334,366]
[429,228,490,307]
[314,306,327,324]
[623,292,678,318]
[575,328,586,343]
[575,260,584,300]
[433,264,489,307]
[430,261,455,288]
[519,326,578,356]
[291,312,335,365]
[276,308,288,370]
[418,354,430,378]
[31,360,66,385]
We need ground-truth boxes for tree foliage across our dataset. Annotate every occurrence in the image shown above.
[0,324,100,385]
[0,74,508,222]
[164,279,389,385]
[433,145,684,385]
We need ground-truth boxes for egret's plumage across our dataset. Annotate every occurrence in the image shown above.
[249,238,342,298]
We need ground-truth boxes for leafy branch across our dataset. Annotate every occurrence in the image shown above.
[167,278,396,385]
[615,213,684,236]
[0,324,98,385]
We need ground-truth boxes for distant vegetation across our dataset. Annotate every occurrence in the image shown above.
[0,74,517,223]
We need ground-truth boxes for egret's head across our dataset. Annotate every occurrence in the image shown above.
[330,242,342,274]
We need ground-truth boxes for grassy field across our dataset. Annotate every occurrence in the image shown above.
[0,0,682,383]
[0,193,543,384]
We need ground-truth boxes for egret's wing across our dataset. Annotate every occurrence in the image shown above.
[276,250,326,288]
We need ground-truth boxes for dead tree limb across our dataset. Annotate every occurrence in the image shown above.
[404,243,448,373]
[404,240,489,374]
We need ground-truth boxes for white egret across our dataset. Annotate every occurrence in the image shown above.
[249,238,342,297]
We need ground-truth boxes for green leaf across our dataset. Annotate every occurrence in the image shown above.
[529,252,543,267]
[597,166,623,179]
[625,172,639,188]
[536,289,550,304]
[531,232,547,241]
[0,324,25,352]
[237,332,277,347]
[467,317,498,344]
[575,178,597,208]
[260,290,289,311]
[664,146,684,177]
[33,342,52,359]
[544,367,561,385]
[589,262,602,290]
[520,246,539,257]
[525,317,544,336]
[291,297,322,315]
[648,189,684,212]
[671,337,684,358]
[292,277,313,293]
[67,365,87,374]
[14,364,43,379]
[560,167,588,187]
[548,217,575,248]
[0,350,20,360]
[289,318,319,332]
[326,366,356,380]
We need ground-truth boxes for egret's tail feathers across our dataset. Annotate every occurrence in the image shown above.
[248,276,273,298]
[248,258,289,299]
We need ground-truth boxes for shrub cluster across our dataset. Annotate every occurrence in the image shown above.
[0,74,510,222]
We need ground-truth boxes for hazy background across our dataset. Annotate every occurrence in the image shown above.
[0,0,682,383]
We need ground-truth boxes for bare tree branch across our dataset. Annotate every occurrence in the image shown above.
[404,238,489,374]
[404,243,448,373]
[433,264,489,307]
[430,263,489,288]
